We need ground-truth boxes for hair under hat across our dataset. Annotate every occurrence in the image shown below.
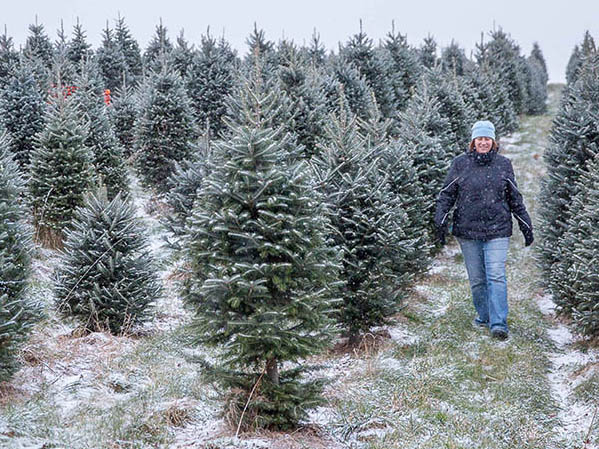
[471,120,496,141]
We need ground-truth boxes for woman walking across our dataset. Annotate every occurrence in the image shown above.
[434,120,533,340]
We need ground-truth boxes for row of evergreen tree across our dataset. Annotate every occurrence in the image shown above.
[537,31,599,338]
[0,19,548,429]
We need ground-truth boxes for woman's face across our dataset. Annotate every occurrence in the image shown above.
[474,136,493,153]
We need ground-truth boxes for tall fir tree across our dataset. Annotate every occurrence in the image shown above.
[277,44,328,158]
[0,62,46,169]
[524,56,548,115]
[186,31,237,138]
[114,15,143,88]
[340,24,399,119]
[562,155,599,337]
[549,152,599,319]
[0,135,36,381]
[303,29,327,67]
[359,102,431,270]
[134,65,197,192]
[143,20,173,74]
[565,45,582,86]
[164,152,208,242]
[312,109,416,342]
[224,57,295,144]
[477,29,528,115]
[73,61,129,199]
[395,83,454,247]
[530,42,549,84]
[0,27,19,89]
[96,23,128,92]
[462,64,518,137]
[537,52,599,287]
[67,18,93,70]
[110,82,139,159]
[24,21,54,70]
[441,40,470,76]
[382,26,421,109]
[565,31,596,86]
[243,24,279,76]
[29,91,95,247]
[423,66,473,156]
[184,75,338,430]
[419,35,438,69]
[172,30,195,78]
[55,190,160,334]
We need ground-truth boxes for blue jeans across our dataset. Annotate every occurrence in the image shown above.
[458,237,510,332]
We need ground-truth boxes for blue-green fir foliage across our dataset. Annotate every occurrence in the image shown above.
[134,66,197,192]
[0,62,46,169]
[0,31,19,89]
[55,190,161,333]
[72,61,129,199]
[0,136,37,381]
[186,32,237,138]
[276,41,328,158]
[184,74,339,430]
[340,25,399,119]
[537,52,599,287]
[312,110,416,340]
[29,92,95,246]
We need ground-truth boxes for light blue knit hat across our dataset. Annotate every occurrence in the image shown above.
[471,120,496,141]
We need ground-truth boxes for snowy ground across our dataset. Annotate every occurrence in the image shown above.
[538,294,599,449]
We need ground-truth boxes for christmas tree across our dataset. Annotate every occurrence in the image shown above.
[419,35,438,69]
[0,61,46,169]
[477,29,528,115]
[441,40,470,76]
[340,23,399,119]
[55,189,160,334]
[422,66,473,156]
[276,43,328,158]
[0,28,19,89]
[110,82,139,159]
[114,15,143,88]
[67,18,93,70]
[143,20,173,74]
[0,134,36,381]
[96,23,128,92]
[462,64,518,136]
[324,55,376,121]
[565,155,599,336]
[184,72,338,429]
[186,31,237,138]
[395,83,453,247]
[134,64,197,192]
[382,25,421,110]
[29,90,95,247]
[172,30,195,78]
[24,21,54,70]
[537,52,599,288]
[73,60,129,199]
[312,108,416,343]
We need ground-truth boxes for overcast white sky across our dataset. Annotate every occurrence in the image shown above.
[4,0,599,82]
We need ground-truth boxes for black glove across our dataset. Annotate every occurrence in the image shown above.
[435,226,446,246]
[523,230,534,247]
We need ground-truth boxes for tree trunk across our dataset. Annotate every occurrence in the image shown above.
[348,331,361,347]
[266,357,279,385]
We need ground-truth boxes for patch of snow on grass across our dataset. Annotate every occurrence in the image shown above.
[537,294,556,316]
[385,324,419,346]
[542,304,599,446]
[413,284,450,318]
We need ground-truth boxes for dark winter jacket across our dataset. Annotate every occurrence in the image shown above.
[434,149,533,241]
